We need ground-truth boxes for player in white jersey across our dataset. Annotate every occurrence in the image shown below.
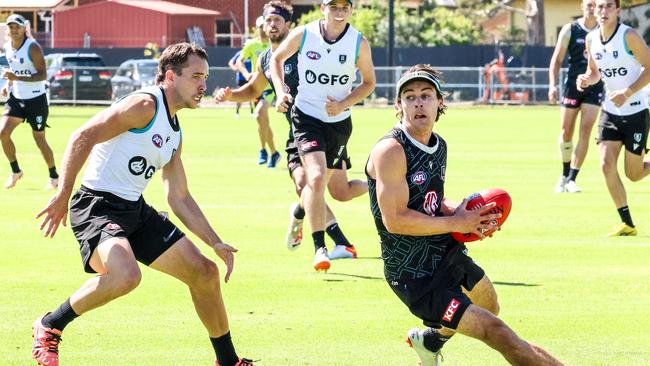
[577,0,650,236]
[270,0,375,271]
[32,43,255,366]
[1,14,58,190]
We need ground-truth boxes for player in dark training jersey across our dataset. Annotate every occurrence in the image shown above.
[549,0,602,193]
[366,64,564,366]
[215,1,365,260]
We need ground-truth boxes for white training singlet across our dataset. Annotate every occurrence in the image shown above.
[81,86,182,201]
[295,20,362,123]
[589,23,647,115]
[3,38,46,99]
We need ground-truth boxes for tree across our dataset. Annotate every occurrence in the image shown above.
[297,1,481,47]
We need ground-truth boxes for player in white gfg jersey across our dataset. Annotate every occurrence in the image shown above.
[32,43,255,366]
[1,14,59,190]
[270,0,375,271]
[577,0,650,236]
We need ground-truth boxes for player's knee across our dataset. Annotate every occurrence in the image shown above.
[600,158,616,174]
[192,259,221,289]
[113,267,142,296]
[329,184,352,202]
[625,168,643,182]
[307,172,326,192]
[0,127,11,140]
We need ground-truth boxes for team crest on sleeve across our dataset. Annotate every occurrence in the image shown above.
[411,170,427,185]
[339,54,347,64]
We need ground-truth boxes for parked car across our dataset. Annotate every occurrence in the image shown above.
[45,53,112,101]
[0,55,8,103]
[111,59,158,100]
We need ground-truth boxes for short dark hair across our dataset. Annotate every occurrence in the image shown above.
[395,64,447,121]
[263,1,294,21]
[156,42,208,84]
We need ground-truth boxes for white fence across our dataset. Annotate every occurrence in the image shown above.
[37,65,572,106]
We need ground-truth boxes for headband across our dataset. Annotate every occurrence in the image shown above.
[263,6,291,22]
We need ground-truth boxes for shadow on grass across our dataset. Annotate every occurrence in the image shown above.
[493,281,540,287]
[323,272,384,281]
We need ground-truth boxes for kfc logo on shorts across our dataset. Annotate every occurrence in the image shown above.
[562,97,577,106]
[105,223,122,232]
[442,298,461,323]
[300,140,319,151]
[152,134,163,148]
[411,171,427,185]
[423,190,439,216]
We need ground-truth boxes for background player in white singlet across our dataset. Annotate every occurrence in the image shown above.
[270,0,375,271]
[1,14,59,190]
[578,0,650,236]
[214,1,366,257]
[548,0,601,193]
[32,43,254,366]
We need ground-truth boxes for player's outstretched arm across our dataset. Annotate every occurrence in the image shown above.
[270,26,303,111]
[220,58,269,103]
[328,36,376,114]
[548,24,570,103]
[577,34,601,91]
[622,28,650,95]
[161,142,237,282]
[36,94,156,238]
[369,139,499,237]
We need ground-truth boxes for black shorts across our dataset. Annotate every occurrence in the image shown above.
[387,243,485,330]
[285,138,352,175]
[597,109,650,155]
[561,79,603,108]
[3,93,49,131]
[291,106,353,169]
[69,186,185,273]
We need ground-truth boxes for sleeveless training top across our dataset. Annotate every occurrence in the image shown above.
[367,124,452,282]
[295,20,362,123]
[81,86,182,201]
[589,23,647,115]
[3,38,46,99]
[567,20,598,80]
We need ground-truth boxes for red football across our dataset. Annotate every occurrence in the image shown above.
[450,188,512,243]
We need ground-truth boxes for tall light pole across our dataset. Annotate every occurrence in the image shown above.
[244,0,249,42]
[387,0,395,99]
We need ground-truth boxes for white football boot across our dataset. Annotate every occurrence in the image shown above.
[407,328,443,366]
[329,244,357,260]
[564,180,581,193]
[285,202,303,251]
[312,247,331,272]
[554,175,567,193]
[4,171,23,189]
[44,178,59,190]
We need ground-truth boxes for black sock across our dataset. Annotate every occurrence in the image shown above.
[49,166,59,179]
[312,231,326,251]
[562,162,570,177]
[567,168,579,182]
[326,222,351,247]
[211,332,239,366]
[617,206,634,227]
[422,328,450,353]
[10,160,20,173]
[293,205,305,220]
[42,298,79,331]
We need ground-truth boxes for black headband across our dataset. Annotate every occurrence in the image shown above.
[263,6,291,22]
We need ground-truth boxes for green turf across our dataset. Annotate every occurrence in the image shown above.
[1,105,649,365]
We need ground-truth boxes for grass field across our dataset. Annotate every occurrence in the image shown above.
[1,104,649,366]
